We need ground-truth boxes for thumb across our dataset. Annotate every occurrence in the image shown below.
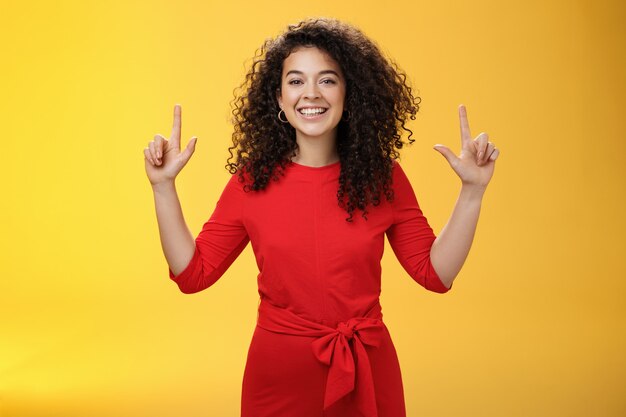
[433,144,457,165]
[180,137,198,164]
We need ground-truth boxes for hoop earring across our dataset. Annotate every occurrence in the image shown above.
[342,110,351,122]
[278,109,289,124]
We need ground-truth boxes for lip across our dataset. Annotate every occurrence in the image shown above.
[297,106,329,110]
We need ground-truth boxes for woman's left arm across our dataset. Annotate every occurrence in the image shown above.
[429,104,500,288]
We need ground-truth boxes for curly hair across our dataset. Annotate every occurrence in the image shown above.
[226,17,421,222]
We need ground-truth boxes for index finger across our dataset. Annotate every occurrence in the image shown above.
[459,104,472,145]
[170,104,181,146]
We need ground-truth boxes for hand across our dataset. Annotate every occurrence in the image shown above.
[144,104,198,186]
[433,104,500,188]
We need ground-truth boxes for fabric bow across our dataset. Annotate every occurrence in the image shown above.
[256,298,386,417]
[311,317,385,416]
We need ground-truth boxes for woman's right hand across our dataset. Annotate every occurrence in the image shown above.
[144,104,197,186]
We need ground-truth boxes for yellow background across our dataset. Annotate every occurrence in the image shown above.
[1,0,624,416]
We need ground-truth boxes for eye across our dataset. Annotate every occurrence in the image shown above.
[288,79,302,85]
[321,79,336,84]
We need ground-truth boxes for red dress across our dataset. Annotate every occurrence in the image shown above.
[169,159,451,417]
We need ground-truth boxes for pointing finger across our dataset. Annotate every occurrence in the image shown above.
[459,104,472,147]
[170,104,182,148]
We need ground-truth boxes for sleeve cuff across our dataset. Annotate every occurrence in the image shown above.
[168,246,201,283]
[426,263,453,294]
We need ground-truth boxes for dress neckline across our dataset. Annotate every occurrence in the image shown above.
[288,160,341,171]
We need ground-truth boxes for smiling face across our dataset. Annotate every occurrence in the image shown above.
[276,46,346,143]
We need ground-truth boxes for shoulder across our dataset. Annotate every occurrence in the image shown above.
[391,159,409,184]
[391,158,407,173]
[226,165,254,189]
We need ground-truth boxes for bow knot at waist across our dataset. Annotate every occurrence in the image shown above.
[256,298,386,417]
[337,321,356,339]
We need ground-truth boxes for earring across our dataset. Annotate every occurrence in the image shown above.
[342,110,351,122]
[278,109,289,123]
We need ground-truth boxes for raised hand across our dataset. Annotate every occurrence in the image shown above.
[433,105,500,188]
[144,104,198,186]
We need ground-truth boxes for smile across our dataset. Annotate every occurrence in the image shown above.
[297,107,328,118]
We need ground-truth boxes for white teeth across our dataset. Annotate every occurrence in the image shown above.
[298,108,327,116]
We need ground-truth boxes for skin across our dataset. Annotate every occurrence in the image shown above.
[276,46,346,167]
[430,105,500,288]
[144,104,197,274]
[144,63,500,284]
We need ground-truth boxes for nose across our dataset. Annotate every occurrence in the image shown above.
[303,82,321,99]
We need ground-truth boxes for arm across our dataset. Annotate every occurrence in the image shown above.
[166,173,250,294]
[430,104,500,288]
[144,104,199,276]
[144,104,249,293]
[430,184,485,288]
[152,175,249,293]
[152,180,196,276]
[386,160,451,294]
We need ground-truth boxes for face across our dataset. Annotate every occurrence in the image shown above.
[276,46,346,142]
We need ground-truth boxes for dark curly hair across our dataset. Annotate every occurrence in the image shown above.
[226,17,421,222]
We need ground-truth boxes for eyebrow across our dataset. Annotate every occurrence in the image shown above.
[285,70,341,77]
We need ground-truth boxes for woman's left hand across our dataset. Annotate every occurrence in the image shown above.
[433,105,500,188]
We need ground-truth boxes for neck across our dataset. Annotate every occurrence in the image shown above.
[291,131,339,167]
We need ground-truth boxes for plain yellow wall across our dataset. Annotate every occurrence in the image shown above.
[1,0,624,416]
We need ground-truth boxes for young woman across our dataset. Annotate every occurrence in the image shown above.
[144,17,499,417]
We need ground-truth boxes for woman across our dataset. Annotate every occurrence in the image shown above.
[144,17,499,417]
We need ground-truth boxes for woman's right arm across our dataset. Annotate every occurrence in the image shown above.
[144,104,198,276]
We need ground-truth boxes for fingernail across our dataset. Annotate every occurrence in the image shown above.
[478,151,483,159]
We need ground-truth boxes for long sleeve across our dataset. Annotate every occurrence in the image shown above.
[168,173,250,294]
[385,160,451,294]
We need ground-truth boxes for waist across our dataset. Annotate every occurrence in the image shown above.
[256,297,384,335]
[255,297,387,416]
